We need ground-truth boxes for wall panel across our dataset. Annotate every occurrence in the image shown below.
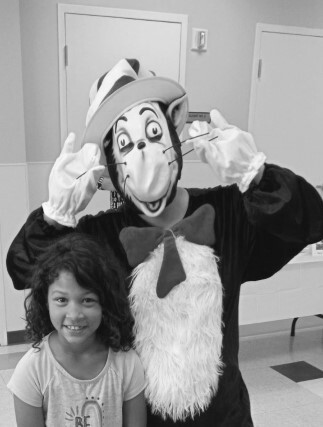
[0,164,29,344]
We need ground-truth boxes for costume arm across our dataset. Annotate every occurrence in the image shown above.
[242,163,323,281]
[7,133,111,290]
[6,207,73,290]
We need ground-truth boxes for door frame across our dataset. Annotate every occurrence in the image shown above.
[0,225,8,345]
[248,23,323,133]
[57,4,188,143]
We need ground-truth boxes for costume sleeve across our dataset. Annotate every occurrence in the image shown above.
[6,207,73,290]
[122,349,146,401]
[7,350,43,407]
[241,163,323,282]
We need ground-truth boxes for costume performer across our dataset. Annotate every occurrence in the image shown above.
[7,58,323,427]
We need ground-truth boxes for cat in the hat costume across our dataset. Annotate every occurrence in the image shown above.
[7,58,323,426]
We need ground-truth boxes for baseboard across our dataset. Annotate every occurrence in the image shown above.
[239,315,323,338]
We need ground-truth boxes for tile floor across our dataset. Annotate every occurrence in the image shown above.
[239,327,323,426]
[0,327,323,426]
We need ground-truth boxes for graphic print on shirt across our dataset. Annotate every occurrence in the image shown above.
[65,396,103,426]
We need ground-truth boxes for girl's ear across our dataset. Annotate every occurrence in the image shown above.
[166,95,189,135]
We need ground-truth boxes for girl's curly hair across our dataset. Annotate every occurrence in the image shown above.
[25,233,134,352]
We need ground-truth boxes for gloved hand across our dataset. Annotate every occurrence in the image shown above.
[188,109,266,192]
[42,133,106,227]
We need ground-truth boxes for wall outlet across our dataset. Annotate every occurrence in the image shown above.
[187,111,211,123]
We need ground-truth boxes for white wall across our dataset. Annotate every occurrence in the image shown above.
[2,0,323,340]
[19,0,323,164]
[0,0,25,163]
[0,0,28,343]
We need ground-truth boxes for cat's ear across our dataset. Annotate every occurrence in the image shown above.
[166,95,189,134]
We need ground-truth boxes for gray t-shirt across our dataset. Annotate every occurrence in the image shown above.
[7,334,145,427]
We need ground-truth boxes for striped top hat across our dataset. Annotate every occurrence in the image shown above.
[82,58,188,164]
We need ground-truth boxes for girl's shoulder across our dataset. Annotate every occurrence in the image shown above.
[15,338,49,368]
[109,348,140,371]
[108,348,144,381]
[12,336,53,375]
[108,349,146,400]
[7,336,54,407]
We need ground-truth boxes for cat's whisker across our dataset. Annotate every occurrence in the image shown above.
[167,134,219,166]
[163,132,211,153]
[106,162,127,167]
[208,136,218,142]
[168,148,195,165]
[76,163,127,180]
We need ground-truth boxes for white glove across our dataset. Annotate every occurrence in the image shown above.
[188,110,266,192]
[42,133,106,227]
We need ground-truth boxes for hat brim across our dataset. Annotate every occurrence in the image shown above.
[81,76,188,164]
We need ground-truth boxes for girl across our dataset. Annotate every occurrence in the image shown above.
[7,233,146,427]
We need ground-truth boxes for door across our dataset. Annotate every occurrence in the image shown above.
[58,5,187,215]
[58,5,188,148]
[249,24,323,186]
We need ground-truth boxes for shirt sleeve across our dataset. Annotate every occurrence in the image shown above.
[122,349,146,401]
[7,349,43,407]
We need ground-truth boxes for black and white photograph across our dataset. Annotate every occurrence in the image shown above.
[1,1,323,426]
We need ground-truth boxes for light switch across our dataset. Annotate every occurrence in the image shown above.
[186,112,211,123]
[191,28,208,51]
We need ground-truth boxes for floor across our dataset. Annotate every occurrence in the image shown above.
[1,327,323,426]
[239,327,323,426]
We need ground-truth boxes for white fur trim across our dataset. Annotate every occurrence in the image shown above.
[129,237,223,421]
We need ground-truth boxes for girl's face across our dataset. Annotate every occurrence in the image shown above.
[47,271,102,349]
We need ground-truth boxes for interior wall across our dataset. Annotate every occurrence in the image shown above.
[0,0,25,163]
[2,0,323,338]
[0,0,28,343]
[19,0,323,164]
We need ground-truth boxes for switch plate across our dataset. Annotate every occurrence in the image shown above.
[187,112,211,123]
[191,28,208,51]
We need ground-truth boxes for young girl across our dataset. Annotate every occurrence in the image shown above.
[7,233,146,427]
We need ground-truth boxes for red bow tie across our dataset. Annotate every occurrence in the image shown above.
[119,204,216,298]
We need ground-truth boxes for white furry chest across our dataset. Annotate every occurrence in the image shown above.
[129,237,223,421]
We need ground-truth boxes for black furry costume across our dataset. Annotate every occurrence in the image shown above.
[7,163,323,426]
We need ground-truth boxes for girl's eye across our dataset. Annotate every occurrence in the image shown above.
[83,297,99,305]
[55,297,67,304]
[146,121,162,141]
[117,133,133,152]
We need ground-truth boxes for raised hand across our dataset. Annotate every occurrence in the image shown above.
[188,110,266,192]
[42,132,107,227]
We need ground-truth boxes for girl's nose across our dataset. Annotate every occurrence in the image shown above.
[66,303,84,320]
